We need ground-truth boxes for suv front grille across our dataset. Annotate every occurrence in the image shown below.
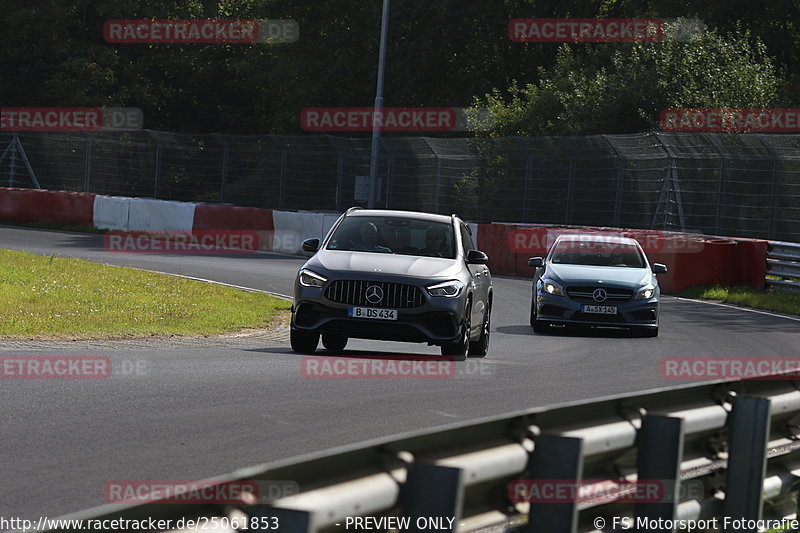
[325,280,425,308]
[566,286,633,302]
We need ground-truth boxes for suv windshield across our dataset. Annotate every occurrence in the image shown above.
[326,216,455,258]
[551,240,646,268]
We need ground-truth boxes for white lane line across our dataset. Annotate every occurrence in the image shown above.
[128,267,293,301]
[675,297,800,323]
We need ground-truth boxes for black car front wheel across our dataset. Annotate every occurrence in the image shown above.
[529,292,537,326]
[468,304,490,358]
[290,329,319,353]
[441,304,470,361]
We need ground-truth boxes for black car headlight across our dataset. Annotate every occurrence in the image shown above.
[426,280,464,298]
[541,279,565,297]
[635,284,656,300]
[299,269,327,288]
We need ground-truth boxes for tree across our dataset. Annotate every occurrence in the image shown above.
[472,26,787,136]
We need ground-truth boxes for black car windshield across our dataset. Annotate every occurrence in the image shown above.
[326,216,456,258]
[551,240,646,268]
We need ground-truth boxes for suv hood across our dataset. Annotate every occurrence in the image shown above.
[309,250,462,278]
[547,263,652,287]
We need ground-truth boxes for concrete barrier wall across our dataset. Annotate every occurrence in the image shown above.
[93,196,131,230]
[126,198,196,232]
[192,204,275,251]
[0,188,95,227]
[0,188,769,293]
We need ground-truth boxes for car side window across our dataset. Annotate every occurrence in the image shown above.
[460,223,475,256]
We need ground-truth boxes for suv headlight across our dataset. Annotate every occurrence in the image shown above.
[426,280,464,298]
[541,279,565,297]
[636,284,656,300]
[299,269,327,288]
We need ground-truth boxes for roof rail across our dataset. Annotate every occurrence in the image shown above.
[345,206,364,215]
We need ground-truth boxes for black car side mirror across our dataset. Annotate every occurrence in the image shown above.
[466,249,489,264]
[301,238,320,253]
[528,257,544,267]
[652,263,667,274]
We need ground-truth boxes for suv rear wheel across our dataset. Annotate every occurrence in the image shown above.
[322,334,348,352]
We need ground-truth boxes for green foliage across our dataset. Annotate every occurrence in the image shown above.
[474,27,787,136]
[1,2,798,135]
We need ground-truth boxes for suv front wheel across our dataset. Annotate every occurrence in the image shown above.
[441,304,470,361]
[291,329,319,354]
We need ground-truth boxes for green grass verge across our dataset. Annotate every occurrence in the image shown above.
[680,285,800,316]
[0,249,290,339]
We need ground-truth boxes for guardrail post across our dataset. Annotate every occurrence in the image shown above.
[433,155,442,213]
[525,435,582,533]
[385,155,393,209]
[523,155,533,221]
[335,152,344,210]
[82,132,92,192]
[213,134,230,203]
[635,415,684,523]
[565,159,575,225]
[279,147,288,209]
[722,396,771,531]
[403,463,462,532]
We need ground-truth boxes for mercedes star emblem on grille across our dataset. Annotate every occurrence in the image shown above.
[365,285,384,304]
[592,288,607,303]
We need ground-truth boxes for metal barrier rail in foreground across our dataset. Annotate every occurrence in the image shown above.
[39,374,800,533]
[767,241,800,293]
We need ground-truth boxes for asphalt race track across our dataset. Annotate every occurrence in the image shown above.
[2,225,799,521]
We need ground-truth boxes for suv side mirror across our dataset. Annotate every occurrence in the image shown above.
[466,249,488,264]
[301,238,320,253]
[652,263,667,274]
[528,257,544,267]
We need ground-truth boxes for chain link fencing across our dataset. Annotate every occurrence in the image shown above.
[1,130,798,241]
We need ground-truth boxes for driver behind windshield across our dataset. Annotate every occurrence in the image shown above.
[354,221,392,253]
[421,226,447,257]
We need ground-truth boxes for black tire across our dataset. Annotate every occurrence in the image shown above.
[290,328,319,353]
[529,292,537,327]
[441,304,470,361]
[532,320,549,334]
[468,303,491,358]
[322,334,348,352]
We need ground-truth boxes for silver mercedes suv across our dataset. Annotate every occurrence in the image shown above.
[290,208,492,359]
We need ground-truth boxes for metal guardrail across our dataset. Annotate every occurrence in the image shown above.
[767,241,800,293]
[40,374,800,533]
